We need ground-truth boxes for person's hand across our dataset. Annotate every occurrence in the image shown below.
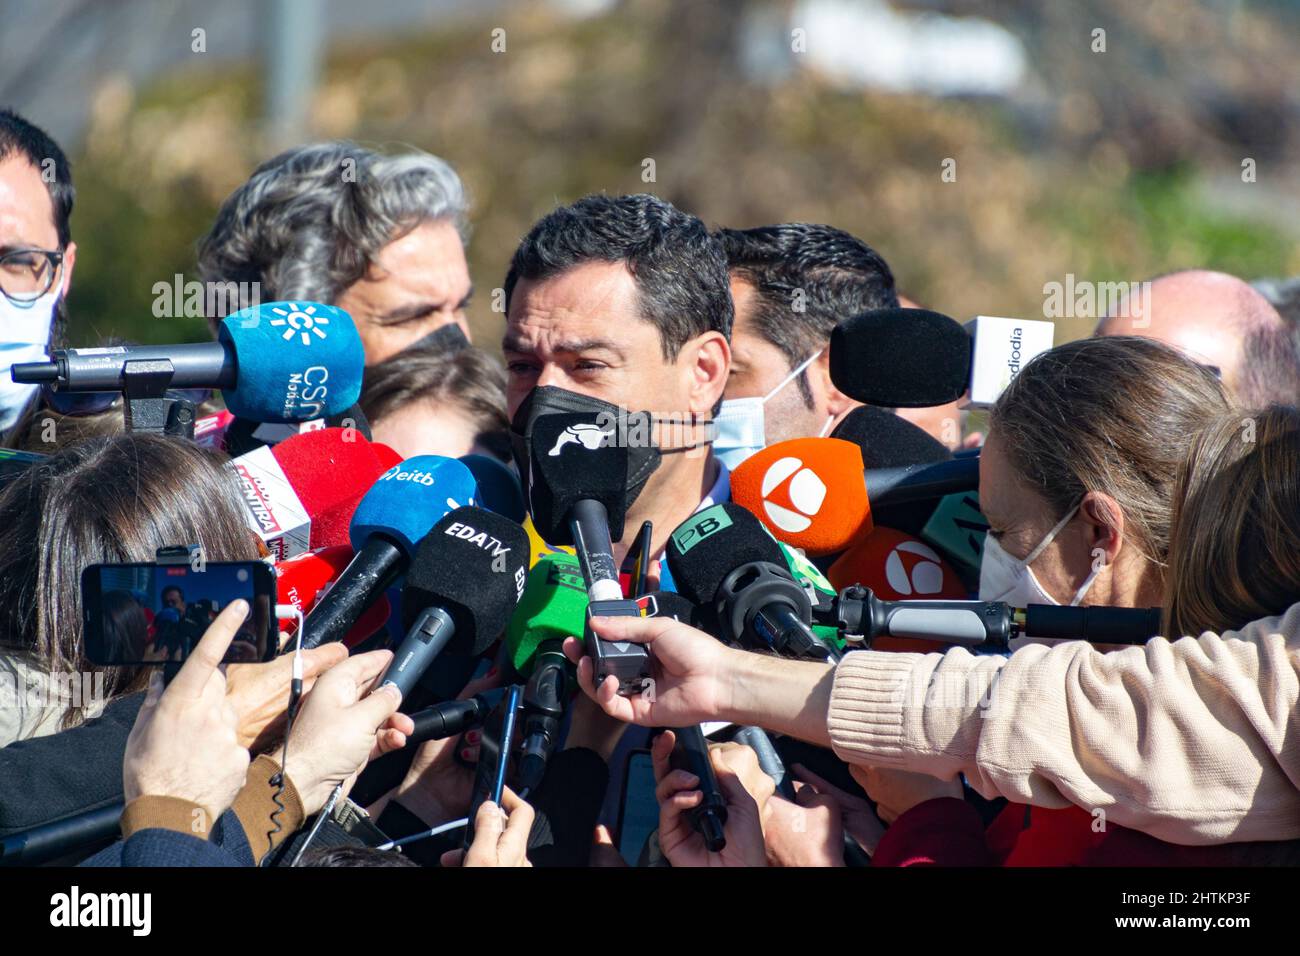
[225,641,348,750]
[589,824,629,867]
[794,764,887,855]
[761,789,845,867]
[849,763,963,826]
[122,600,253,828]
[378,668,500,825]
[651,731,769,867]
[282,650,415,815]
[562,616,737,727]
[440,787,534,867]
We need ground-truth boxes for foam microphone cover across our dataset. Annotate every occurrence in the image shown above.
[527,411,636,544]
[371,442,404,470]
[828,526,967,599]
[218,301,364,423]
[349,455,479,557]
[730,438,873,557]
[829,308,971,408]
[274,546,391,646]
[401,506,530,657]
[832,405,953,470]
[505,551,589,677]
[460,454,526,523]
[665,502,787,606]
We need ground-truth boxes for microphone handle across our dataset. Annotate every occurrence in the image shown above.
[380,605,457,701]
[406,697,488,747]
[865,456,979,507]
[732,726,794,801]
[1024,605,1161,645]
[569,499,622,601]
[0,803,122,866]
[58,342,235,391]
[670,725,728,852]
[297,537,406,649]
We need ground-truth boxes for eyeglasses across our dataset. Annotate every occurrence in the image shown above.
[0,248,64,304]
[41,385,213,417]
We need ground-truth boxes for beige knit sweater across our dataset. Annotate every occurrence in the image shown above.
[826,601,1300,846]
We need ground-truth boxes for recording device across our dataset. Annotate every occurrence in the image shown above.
[404,697,489,749]
[81,557,276,665]
[11,301,365,434]
[525,411,652,695]
[669,724,727,853]
[297,456,478,649]
[666,503,837,661]
[463,684,523,848]
[729,437,873,557]
[378,506,529,701]
[828,585,1162,649]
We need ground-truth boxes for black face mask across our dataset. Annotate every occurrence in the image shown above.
[509,385,710,538]
[409,322,470,354]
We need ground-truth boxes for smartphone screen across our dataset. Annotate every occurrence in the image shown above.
[81,561,276,665]
[617,749,659,865]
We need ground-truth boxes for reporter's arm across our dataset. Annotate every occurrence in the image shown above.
[826,602,1300,845]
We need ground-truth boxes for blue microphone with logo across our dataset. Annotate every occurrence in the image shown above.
[297,456,478,649]
[11,301,364,424]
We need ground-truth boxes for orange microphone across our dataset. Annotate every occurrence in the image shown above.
[828,526,967,652]
[730,438,873,557]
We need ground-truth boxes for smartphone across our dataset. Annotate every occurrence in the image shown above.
[462,683,522,849]
[81,560,277,665]
[617,748,660,865]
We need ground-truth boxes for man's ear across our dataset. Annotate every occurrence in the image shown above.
[813,350,856,418]
[684,330,730,416]
[1079,491,1124,569]
[60,241,77,297]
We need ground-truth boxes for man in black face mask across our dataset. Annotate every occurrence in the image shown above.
[502,194,733,575]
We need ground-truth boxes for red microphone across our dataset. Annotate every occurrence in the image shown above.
[274,546,392,647]
[232,427,400,560]
[730,438,873,557]
[828,526,967,652]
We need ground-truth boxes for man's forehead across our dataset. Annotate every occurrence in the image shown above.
[504,263,648,348]
[0,154,58,246]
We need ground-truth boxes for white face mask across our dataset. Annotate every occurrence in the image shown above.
[978,499,1100,610]
[712,349,832,469]
[0,283,60,433]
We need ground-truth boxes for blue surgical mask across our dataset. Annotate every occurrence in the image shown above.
[0,284,59,433]
[713,350,830,469]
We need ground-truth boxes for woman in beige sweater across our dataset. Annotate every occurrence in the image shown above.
[564,350,1298,847]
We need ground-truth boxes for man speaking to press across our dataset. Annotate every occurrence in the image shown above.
[501,193,733,571]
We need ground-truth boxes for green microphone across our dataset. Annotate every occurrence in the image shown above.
[777,541,845,653]
[505,551,591,679]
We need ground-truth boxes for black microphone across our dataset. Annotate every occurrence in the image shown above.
[864,455,980,508]
[525,410,652,695]
[405,697,489,748]
[832,405,953,469]
[1024,604,1161,645]
[0,804,122,867]
[829,307,971,408]
[666,502,837,661]
[668,724,727,852]
[380,506,529,701]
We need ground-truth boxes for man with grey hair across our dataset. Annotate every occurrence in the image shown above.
[198,141,473,365]
[1095,268,1294,406]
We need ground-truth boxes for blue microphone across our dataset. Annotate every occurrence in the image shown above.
[298,456,478,648]
[12,300,364,424]
[458,454,525,522]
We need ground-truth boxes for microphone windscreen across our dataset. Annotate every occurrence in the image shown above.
[527,411,640,543]
[218,301,364,423]
[832,405,953,470]
[505,552,589,676]
[401,506,530,656]
[829,308,971,408]
[371,442,404,470]
[274,546,391,645]
[730,438,873,556]
[828,526,967,599]
[665,502,786,606]
[329,402,371,440]
[349,456,479,557]
[460,454,526,523]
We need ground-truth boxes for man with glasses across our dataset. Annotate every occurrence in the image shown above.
[0,109,76,436]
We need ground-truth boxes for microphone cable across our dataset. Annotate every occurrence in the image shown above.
[268,605,305,858]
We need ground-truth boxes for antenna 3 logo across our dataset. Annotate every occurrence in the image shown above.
[758,457,826,534]
[885,540,946,596]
